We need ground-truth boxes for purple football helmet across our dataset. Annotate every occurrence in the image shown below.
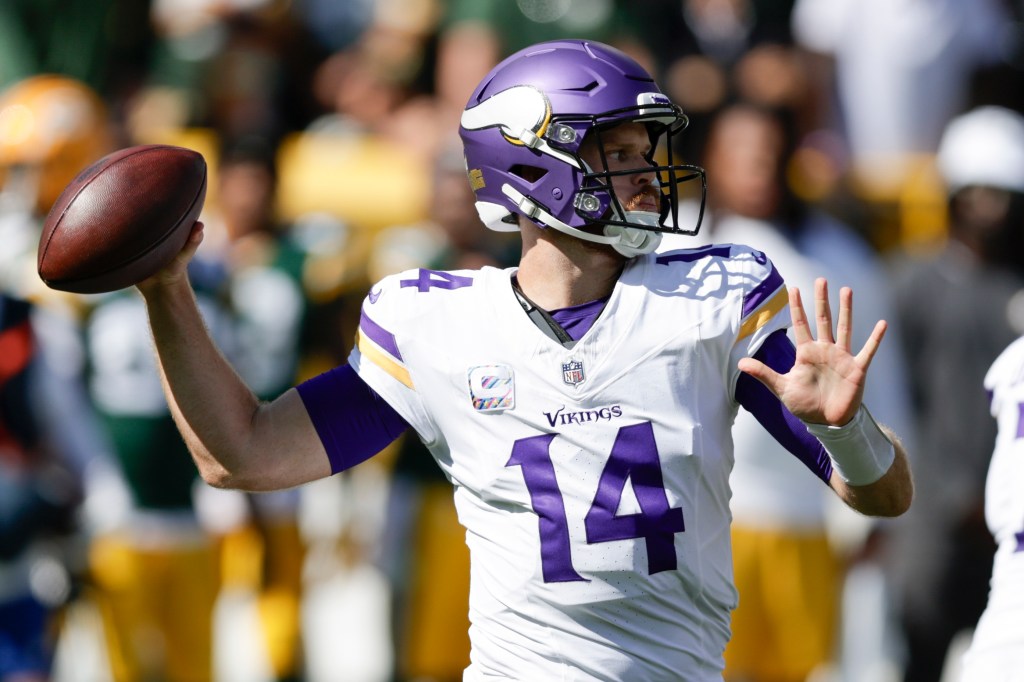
[459,39,706,256]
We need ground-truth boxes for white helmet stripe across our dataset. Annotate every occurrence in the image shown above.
[462,86,580,168]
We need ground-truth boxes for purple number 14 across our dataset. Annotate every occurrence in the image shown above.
[507,422,686,583]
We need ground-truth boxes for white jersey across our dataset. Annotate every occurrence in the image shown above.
[349,245,790,680]
[961,337,1024,678]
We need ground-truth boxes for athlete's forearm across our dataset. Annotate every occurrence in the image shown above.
[739,330,913,516]
[140,278,330,490]
[828,426,913,517]
[141,277,261,482]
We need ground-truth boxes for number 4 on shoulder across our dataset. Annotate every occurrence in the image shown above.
[400,268,474,292]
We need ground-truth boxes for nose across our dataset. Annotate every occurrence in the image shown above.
[634,160,656,187]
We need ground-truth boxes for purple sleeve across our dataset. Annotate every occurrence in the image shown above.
[735,329,834,484]
[296,364,410,474]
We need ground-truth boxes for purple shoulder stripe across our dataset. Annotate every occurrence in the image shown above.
[360,309,404,361]
[741,264,785,319]
[736,329,833,484]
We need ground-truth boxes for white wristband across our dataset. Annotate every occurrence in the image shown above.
[804,405,895,486]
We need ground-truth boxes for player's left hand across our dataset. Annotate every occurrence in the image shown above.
[737,278,886,427]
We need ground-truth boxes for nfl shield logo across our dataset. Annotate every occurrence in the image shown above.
[562,360,585,386]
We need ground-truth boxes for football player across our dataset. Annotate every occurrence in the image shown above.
[136,40,913,680]
[960,334,1024,677]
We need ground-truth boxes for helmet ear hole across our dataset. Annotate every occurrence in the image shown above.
[510,164,548,183]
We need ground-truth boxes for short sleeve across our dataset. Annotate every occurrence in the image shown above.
[348,274,441,446]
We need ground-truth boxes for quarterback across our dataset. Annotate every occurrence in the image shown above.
[138,40,912,680]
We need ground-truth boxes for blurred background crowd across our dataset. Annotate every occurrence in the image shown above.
[2,1,1024,681]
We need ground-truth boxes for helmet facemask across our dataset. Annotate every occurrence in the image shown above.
[571,106,707,256]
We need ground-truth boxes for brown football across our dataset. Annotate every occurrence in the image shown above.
[37,144,207,293]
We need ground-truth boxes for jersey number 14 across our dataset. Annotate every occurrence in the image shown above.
[507,421,686,583]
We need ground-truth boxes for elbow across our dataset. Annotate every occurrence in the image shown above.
[892,481,914,517]
[836,460,914,518]
[877,448,914,517]
[194,453,266,492]
[198,464,275,492]
[196,455,294,493]
[197,462,240,490]
[858,439,914,518]
[869,483,913,518]
[855,472,914,518]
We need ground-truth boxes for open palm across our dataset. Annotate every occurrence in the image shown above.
[738,278,887,426]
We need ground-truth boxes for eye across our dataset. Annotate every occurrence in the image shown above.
[604,148,640,164]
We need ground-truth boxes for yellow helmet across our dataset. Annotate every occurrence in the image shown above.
[0,74,114,213]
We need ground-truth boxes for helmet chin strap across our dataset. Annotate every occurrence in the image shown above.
[500,184,663,257]
[604,215,663,257]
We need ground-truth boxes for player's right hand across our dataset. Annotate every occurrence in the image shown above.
[136,221,204,294]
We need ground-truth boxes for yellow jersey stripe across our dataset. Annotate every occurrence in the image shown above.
[738,287,788,341]
[357,329,414,389]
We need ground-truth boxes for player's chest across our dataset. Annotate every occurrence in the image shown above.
[430,341,732,498]
[414,294,733,421]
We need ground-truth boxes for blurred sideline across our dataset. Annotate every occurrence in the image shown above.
[52,474,396,682]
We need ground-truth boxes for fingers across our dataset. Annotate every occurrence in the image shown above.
[737,357,783,396]
[788,286,812,345]
[182,221,205,259]
[836,286,853,352]
[789,280,882,363]
[136,222,205,295]
[856,319,888,369]
[790,279,836,344]
[814,278,835,344]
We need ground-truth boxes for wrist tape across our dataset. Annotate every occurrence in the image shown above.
[804,405,895,486]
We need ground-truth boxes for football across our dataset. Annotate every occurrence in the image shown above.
[37,144,207,294]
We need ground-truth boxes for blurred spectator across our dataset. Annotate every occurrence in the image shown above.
[793,0,1011,165]
[0,0,153,94]
[130,0,326,145]
[294,0,375,54]
[81,273,229,682]
[674,101,913,682]
[368,141,517,280]
[435,0,655,131]
[306,0,445,164]
[0,293,96,682]
[627,0,806,159]
[0,72,120,679]
[791,0,1014,249]
[0,69,221,682]
[194,134,313,682]
[0,75,117,301]
[886,105,1024,682]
